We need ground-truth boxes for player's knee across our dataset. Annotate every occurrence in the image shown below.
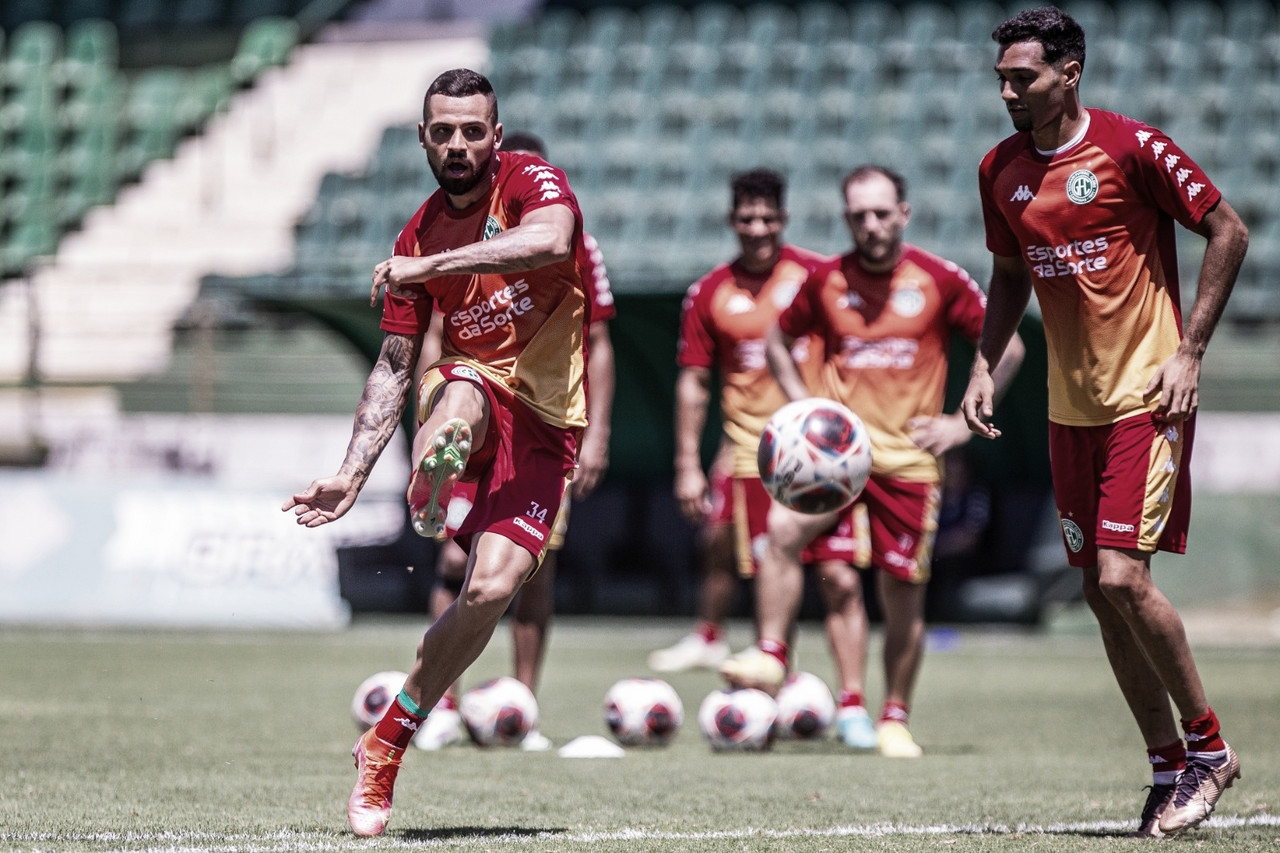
[461,564,522,612]
[1092,554,1152,608]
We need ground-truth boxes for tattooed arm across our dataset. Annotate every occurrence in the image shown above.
[283,332,422,527]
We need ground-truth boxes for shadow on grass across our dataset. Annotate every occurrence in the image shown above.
[396,826,566,842]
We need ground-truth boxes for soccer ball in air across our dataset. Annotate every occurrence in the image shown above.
[773,671,837,740]
[697,688,778,751]
[603,677,684,746]
[757,397,872,514]
[459,676,539,747]
[351,670,408,730]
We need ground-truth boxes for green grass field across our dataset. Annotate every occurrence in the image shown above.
[2,615,1277,852]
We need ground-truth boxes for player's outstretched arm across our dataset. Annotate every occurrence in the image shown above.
[962,254,1032,439]
[764,322,810,403]
[283,332,422,526]
[1145,198,1248,422]
[371,205,577,304]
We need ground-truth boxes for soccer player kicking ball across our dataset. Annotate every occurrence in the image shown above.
[283,69,593,837]
[963,8,1248,837]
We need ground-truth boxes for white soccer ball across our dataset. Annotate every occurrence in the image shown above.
[757,397,872,514]
[459,676,539,747]
[697,688,778,751]
[351,670,408,730]
[603,677,684,746]
[773,671,837,740]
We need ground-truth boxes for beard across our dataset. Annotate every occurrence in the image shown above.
[429,155,488,197]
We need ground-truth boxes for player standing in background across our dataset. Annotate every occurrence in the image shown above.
[721,165,1024,758]
[284,69,592,837]
[415,131,616,753]
[648,169,830,674]
[962,7,1247,837]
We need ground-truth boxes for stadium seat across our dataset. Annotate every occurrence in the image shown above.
[230,15,299,86]
[2,20,61,87]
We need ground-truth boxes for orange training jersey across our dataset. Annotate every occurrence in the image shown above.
[979,108,1221,426]
[678,245,828,476]
[778,245,987,482]
[381,151,590,429]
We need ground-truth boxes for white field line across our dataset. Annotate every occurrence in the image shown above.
[4,814,1280,850]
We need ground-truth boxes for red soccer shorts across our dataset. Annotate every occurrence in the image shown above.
[850,474,941,584]
[420,362,578,561]
[1049,412,1194,568]
[707,466,855,577]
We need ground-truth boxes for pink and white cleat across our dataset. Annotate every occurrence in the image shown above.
[348,727,402,837]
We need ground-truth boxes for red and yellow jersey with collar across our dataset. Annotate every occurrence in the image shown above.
[380,151,589,429]
[979,108,1221,426]
[678,245,828,476]
[778,245,986,482]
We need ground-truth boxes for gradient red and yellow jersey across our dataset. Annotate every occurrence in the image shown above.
[678,245,828,476]
[778,245,986,482]
[582,231,616,326]
[381,151,590,429]
[979,108,1221,426]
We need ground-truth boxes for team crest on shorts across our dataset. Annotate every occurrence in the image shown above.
[1066,169,1099,205]
[452,365,483,384]
[482,216,502,240]
[1060,518,1085,553]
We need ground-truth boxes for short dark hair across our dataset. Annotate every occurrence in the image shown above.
[423,68,498,123]
[502,131,546,157]
[841,164,908,203]
[731,168,785,210]
[992,6,1086,70]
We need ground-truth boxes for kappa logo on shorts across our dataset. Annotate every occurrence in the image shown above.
[1060,518,1085,553]
[1066,169,1099,205]
[1101,519,1136,534]
[514,517,545,541]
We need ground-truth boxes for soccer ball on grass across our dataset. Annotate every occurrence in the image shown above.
[757,397,872,514]
[603,677,684,746]
[698,688,778,751]
[350,670,408,730]
[773,671,836,740]
[460,676,539,747]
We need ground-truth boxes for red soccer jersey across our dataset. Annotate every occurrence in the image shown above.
[582,231,616,325]
[678,245,828,476]
[979,108,1221,426]
[778,245,987,482]
[381,151,590,429]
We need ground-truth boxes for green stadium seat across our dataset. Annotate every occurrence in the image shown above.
[2,217,60,275]
[230,16,299,86]
[58,18,118,86]
[690,3,741,46]
[1,20,61,87]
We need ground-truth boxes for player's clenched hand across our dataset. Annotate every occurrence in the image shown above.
[282,475,359,527]
[1146,350,1202,422]
[674,466,710,525]
[908,413,972,457]
[370,257,430,306]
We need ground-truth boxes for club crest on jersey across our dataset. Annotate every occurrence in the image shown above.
[891,286,925,318]
[482,216,502,240]
[1066,169,1099,205]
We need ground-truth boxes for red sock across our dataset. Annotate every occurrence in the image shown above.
[758,639,789,668]
[372,696,426,752]
[1182,707,1226,754]
[838,691,865,709]
[1147,740,1186,785]
[696,621,723,644]
[880,701,909,725]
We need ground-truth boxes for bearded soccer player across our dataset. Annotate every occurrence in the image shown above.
[961,7,1248,837]
[415,131,616,753]
[283,69,592,837]
[649,169,847,681]
[720,165,1024,758]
